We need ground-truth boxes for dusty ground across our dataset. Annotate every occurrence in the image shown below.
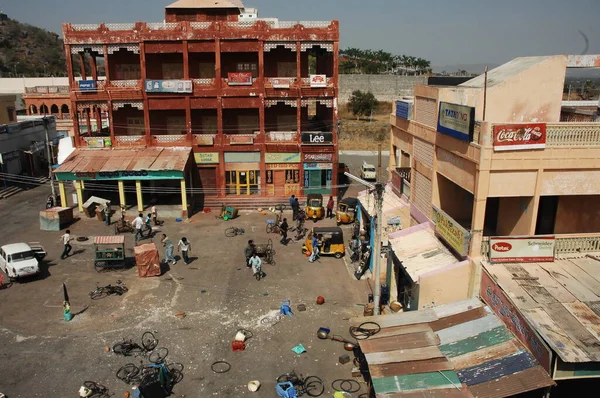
[338,102,391,151]
[0,185,371,397]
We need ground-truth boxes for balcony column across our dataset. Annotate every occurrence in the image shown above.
[85,108,92,138]
[332,41,339,95]
[258,40,264,84]
[183,40,189,79]
[118,180,126,209]
[65,45,75,89]
[297,98,301,137]
[140,42,151,146]
[136,180,143,212]
[180,179,188,215]
[58,181,68,207]
[79,53,86,80]
[108,101,116,144]
[217,98,223,141]
[90,51,98,81]
[73,106,81,146]
[185,97,192,141]
[103,45,111,83]
[296,41,302,83]
[528,169,544,235]
[215,39,222,90]
[75,180,84,213]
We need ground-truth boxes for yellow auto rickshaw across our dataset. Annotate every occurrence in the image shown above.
[336,197,358,225]
[306,193,324,221]
[302,227,345,259]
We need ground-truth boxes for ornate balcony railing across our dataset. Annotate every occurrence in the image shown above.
[546,123,600,147]
[110,79,141,88]
[266,131,298,142]
[555,233,600,256]
[115,135,145,145]
[152,134,189,144]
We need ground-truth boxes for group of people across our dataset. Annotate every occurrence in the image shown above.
[160,234,192,265]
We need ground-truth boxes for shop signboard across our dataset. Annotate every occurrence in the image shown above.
[195,135,214,146]
[266,163,298,170]
[229,135,254,145]
[55,170,184,181]
[304,153,333,162]
[396,100,413,120]
[437,102,475,142]
[265,152,300,164]
[194,152,219,164]
[480,269,552,372]
[78,80,98,91]
[304,163,333,170]
[85,139,105,148]
[224,152,261,163]
[227,72,253,86]
[489,236,555,263]
[493,123,547,151]
[309,74,327,88]
[271,78,293,88]
[36,86,49,94]
[301,132,333,145]
[432,205,471,257]
[144,80,193,93]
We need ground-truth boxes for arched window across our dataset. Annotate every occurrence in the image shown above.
[30,104,38,114]
[40,104,49,114]
[61,104,70,114]
[50,104,59,114]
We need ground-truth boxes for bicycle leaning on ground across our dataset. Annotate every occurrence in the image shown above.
[112,331,161,358]
[89,280,128,300]
[225,226,245,237]
[116,361,183,386]
[78,381,111,398]
[276,371,325,397]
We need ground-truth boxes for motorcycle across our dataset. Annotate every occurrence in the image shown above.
[45,194,61,209]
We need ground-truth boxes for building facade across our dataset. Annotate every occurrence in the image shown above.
[389,55,600,259]
[58,0,339,213]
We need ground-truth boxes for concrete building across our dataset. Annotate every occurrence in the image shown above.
[389,55,600,259]
[55,0,340,215]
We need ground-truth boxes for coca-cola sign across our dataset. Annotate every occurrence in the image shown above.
[493,123,546,151]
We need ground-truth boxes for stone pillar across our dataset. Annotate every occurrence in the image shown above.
[180,179,188,214]
[136,180,143,212]
[58,181,68,207]
[75,181,84,212]
[118,180,126,209]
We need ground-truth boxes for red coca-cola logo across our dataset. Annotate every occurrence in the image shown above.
[492,242,512,252]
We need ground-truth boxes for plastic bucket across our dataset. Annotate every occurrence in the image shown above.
[247,380,260,392]
[235,331,247,342]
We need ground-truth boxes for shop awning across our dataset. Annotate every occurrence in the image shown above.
[54,147,192,181]
[350,298,555,397]
[482,258,600,368]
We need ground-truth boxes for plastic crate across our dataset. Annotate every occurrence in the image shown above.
[266,219,276,225]
[232,340,246,351]
[276,382,297,398]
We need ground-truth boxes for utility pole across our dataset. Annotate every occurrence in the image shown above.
[44,117,57,204]
[344,171,385,315]
[377,143,382,183]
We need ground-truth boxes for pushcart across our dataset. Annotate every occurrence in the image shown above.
[94,235,127,272]
[254,239,276,266]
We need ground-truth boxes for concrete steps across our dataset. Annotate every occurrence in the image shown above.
[197,196,307,211]
[0,186,23,199]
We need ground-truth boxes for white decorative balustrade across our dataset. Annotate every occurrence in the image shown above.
[546,124,600,147]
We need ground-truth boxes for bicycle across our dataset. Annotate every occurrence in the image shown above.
[89,281,128,300]
[276,371,325,397]
[116,361,183,386]
[113,331,158,357]
[79,381,111,398]
[225,226,245,237]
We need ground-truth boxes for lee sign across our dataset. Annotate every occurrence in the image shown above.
[489,236,555,263]
[301,132,333,145]
[437,102,475,142]
[493,123,547,151]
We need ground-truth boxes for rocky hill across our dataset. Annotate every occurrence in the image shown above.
[0,15,67,77]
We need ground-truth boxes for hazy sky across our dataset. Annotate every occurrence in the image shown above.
[3,0,600,68]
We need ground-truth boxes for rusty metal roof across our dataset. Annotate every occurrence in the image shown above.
[483,258,600,364]
[166,0,244,9]
[55,147,191,174]
[94,235,125,245]
[353,298,555,397]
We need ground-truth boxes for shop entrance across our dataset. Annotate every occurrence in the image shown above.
[305,169,331,194]
[226,170,260,195]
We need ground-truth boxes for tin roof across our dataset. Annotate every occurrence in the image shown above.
[459,56,553,88]
[166,0,244,9]
[483,258,600,364]
[352,298,555,397]
[54,147,191,174]
[388,223,459,282]
[94,235,125,245]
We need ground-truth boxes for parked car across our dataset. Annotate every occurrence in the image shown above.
[360,161,377,181]
[0,242,46,281]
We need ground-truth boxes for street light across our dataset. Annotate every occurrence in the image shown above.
[344,171,384,315]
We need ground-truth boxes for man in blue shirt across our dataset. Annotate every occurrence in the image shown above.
[309,234,321,263]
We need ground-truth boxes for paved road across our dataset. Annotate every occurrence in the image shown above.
[339,152,390,199]
[0,183,370,398]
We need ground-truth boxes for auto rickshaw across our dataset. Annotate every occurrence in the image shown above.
[302,227,345,259]
[306,193,324,221]
[336,197,358,225]
[216,204,239,221]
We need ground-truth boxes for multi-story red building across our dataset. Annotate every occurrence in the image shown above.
[55,0,339,215]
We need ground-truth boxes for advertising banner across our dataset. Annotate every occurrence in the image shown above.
[145,80,193,93]
[489,236,555,263]
[304,153,333,162]
[480,269,552,372]
[194,152,219,164]
[396,100,413,120]
[309,74,327,88]
[227,72,253,86]
[265,152,301,163]
[304,163,333,170]
[493,123,547,151]
[55,170,184,181]
[432,205,471,257]
[437,102,475,142]
[301,132,333,145]
[271,78,293,88]
[78,80,98,91]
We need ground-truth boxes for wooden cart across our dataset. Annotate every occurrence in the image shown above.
[94,235,126,272]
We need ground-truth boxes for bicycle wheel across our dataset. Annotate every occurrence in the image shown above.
[277,372,301,386]
[89,288,107,300]
[304,376,325,397]
[225,227,236,237]
[274,204,286,211]
[349,322,381,340]
[112,343,127,355]
[149,347,169,363]
[116,363,140,384]
[141,331,158,351]
[112,286,128,295]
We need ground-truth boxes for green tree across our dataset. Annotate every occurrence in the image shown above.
[347,90,379,120]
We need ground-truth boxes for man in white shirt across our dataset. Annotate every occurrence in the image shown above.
[178,237,191,264]
[133,213,144,242]
[249,253,263,281]
[60,229,72,260]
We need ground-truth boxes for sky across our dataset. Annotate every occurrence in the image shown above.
[2,0,600,70]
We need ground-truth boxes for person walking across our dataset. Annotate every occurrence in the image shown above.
[309,234,322,263]
[161,234,176,265]
[326,196,334,219]
[178,237,191,264]
[291,197,299,220]
[145,213,152,238]
[60,229,72,260]
[120,205,126,222]
[289,194,295,208]
[244,240,255,268]
[249,253,263,281]
[151,205,159,225]
[280,217,289,245]
[104,202,112,226]
[133,213,144,243]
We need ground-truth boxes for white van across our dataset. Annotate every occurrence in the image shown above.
[0,243,46,281]
[360,162,377,181]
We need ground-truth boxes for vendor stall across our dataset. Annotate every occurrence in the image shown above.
[40,207,74,231]
[134,243,161,277]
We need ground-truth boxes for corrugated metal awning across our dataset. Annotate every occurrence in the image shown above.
[94,235,125,245]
